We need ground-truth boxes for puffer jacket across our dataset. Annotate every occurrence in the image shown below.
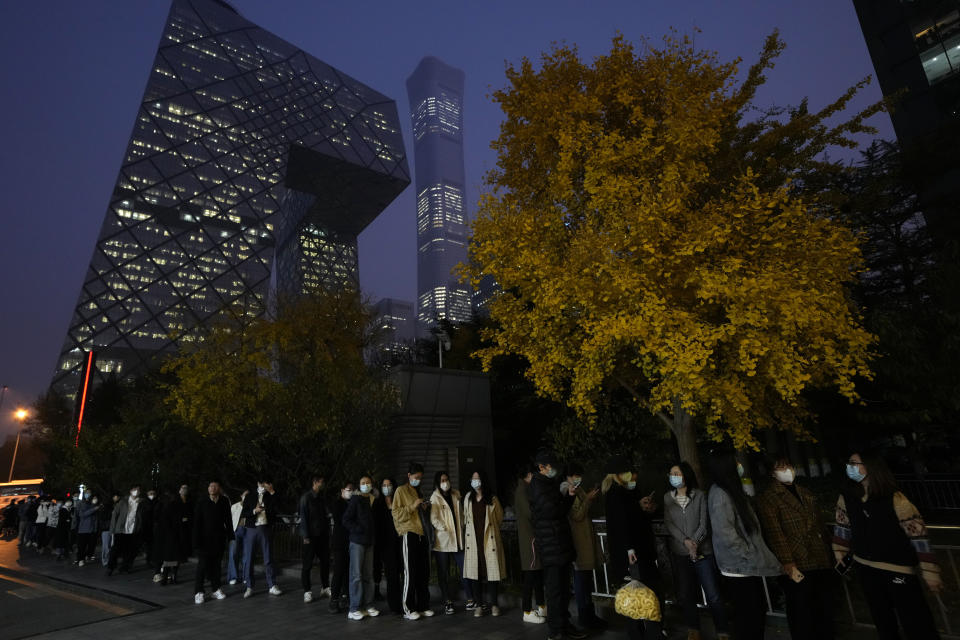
[530,473,575,567]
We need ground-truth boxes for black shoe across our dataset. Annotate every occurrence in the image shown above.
[464,600,477,611]
[565,625,588,640]
[444,601,455,615]
[106,568,114,576]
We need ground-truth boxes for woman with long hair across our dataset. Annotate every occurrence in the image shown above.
[373,477,403,615]
[514,464,545,623]
[430,469,471,614]
[706,451,780,640]
[463,469,505,617]
[833,451,942,640]
[663,461,728,640]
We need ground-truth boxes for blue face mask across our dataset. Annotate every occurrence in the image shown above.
[846,464,866,483]
[668,475,684,489]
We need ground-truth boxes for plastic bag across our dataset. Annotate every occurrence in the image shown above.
[614,579,662,621]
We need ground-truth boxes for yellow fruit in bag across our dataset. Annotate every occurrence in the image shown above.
[614,580,662,621]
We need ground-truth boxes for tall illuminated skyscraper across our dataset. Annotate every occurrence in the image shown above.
[406,57,472,333]
[51,0,409,397]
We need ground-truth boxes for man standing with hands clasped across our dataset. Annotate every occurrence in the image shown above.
[193,481,234,604]
[241,477,282,598]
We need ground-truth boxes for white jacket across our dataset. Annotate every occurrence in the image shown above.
[430,489,464,553]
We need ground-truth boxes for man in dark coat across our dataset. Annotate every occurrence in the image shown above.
[193,481,234,604]
[241,477,281,597]
[298,474,330,603]
[530,449,586,640]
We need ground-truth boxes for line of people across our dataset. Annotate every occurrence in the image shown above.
[9,445,944,640]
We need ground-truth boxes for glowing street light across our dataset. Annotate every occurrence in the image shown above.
[8,408,28,482]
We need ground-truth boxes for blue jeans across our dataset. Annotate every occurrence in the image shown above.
[243,526,276,588]
[100,531,113,567]
[349,542,374,612]
[671,553,728,633]
[227,526,246,583]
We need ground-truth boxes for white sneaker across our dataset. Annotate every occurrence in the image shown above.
[319,587,331,598]
[366,607,380,617]
[403,611,421,621]
[420,609,434,617]
[78,561,85,567]
[194,592,205,605]
[228,579,237,586]
[304,591,313,603]
[523,611,546,624]
[212,589,226,600]
[491,606,501,617]
[537,605,547,618]
[152,573,162,583]
[243,588,253,599]
[347,611,364,621]
[268,585,282,596]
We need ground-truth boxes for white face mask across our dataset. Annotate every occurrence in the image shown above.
[359,484,371,494]
[409,477,421,488]
[257,486,266,495]
[571,476,583,488]
[440,481,450,492]
[130,490,139,498]
[381,486,392,496]
[471,479,481,490]
[91,498,99,505]
[627,481,637,490]
[147,494,156,501]
[342,489,353,500]
[179,488,188,497]
[774,468,795,484]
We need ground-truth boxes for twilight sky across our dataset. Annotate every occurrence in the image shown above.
[0,0,893,437]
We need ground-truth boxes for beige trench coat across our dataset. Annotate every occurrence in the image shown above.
[430,488,464,552]
[463,494,506,582]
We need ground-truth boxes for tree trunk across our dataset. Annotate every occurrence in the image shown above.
[671,398,703,483]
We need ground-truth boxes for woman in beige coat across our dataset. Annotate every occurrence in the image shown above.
[463,469,505,617]
[430,470,473,614]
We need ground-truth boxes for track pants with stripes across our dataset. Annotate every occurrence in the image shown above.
[401,531,430,614]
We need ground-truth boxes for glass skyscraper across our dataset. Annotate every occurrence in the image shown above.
[51,0,409,397]
[406,57,472,333]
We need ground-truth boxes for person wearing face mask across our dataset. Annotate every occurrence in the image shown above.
[193,481,234,604]
[463,469,505,618]
[75,494,101,566]
[755,456,834,640]
[240,477,281,598]
[141,488,161,573]
[833,451,942,640]
[53,496,73,561]
[99,493,118,566]
[430,469,471,615]
[373,477,403,615]
[227,489,249,587]
[565,463,605,630]
[44,498,61,556]
[343,475,380,620]
[392,461,433,620]
[707,451,780,640]
[603,456,662,640]
[514,465,546,624]
[329,481,354,612]
[160,487,191,584]
[530,449,586,640]
[663,462,728,640]
[298,474,330,603]
[107,485,145,575]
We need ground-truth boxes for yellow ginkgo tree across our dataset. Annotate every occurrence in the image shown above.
[465,32,884,474]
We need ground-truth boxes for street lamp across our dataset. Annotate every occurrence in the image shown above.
[8,408,28,482]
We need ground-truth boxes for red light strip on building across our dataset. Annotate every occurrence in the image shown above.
[75,351,94,448]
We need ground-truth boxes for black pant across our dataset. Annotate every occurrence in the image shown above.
[543,563,572,635]
[779,569,836,640]
[401,532,430,614]
[469,579,499,606]
[108,533,141,571]
[725,575,767,640]
[301,535,330,592]
[330,542,350,600]
[378,537,403,614]
[522,569,544,611]
[76,532,96,562]
[194,547,224,593]
[858,564,940,640]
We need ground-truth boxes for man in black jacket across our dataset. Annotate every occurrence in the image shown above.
[530,450,586,640]
[241,477,281,598]
[299,474,331,603]
[193,481,234,604]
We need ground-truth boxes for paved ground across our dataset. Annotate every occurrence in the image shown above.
[0,539,887,640]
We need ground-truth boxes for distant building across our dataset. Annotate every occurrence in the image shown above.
[471,273,499,318]
[51,0,409,397]
[406,57,473,334]
[372,297,415,357]
[852,0,960,242]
